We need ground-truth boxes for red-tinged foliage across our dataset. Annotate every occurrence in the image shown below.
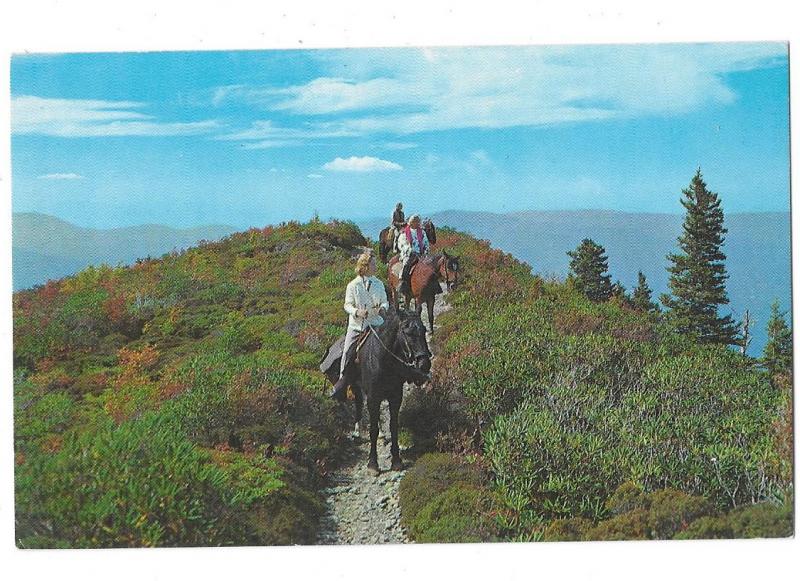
[29,368,74,393]
[554,310,604,336]
[116,345,159,378]
[40,280,62,301]
[41,434,64,454]
[296,324,325,351]
[281,253,319,285]
[102,292,129,327]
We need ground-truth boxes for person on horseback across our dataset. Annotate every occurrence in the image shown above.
[330,250,390,401]
[391,202,406,253]
[397,214,430,296]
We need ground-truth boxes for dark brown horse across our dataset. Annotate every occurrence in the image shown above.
[321,307,431,472]
[387,252,460,331]
[378,218,437,263]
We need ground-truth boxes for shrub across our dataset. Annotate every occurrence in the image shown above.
[543,517,593,542]
[726,501,793,538]
[607,481,650,515]
[647,488,711,539]
[673,516,733,540]
[407,483,498,543]
[583,508,649,541]
[15,412,231,547]
[675,502,792,540]
[399,453,485,529]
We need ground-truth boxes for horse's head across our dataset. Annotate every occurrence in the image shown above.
[422,218,437,245]
[438,251,460,291]
[395,309,432,373]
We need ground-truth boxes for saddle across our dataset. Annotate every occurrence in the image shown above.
[318,328,371,382]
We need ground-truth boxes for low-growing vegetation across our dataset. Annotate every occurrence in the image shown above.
[14,219,793,546]
[14,219,365,547]
[400,226,793,542]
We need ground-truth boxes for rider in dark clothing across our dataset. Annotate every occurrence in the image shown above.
[392,202,405,230]
[391,202,406,253]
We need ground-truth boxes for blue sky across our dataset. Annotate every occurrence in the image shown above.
[10,43,790,229]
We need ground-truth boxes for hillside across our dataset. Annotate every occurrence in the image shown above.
[12,212,237,291]
[14,219,371,547]
[13,219,792,547]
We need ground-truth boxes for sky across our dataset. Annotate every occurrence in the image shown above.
[10,43,790,229]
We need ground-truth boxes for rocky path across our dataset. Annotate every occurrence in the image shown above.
[315,284,451,545]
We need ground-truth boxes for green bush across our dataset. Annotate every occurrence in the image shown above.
[16,412,231,548]
[675,502,792,540]
[408,483,498,543]
[647,488,711,539]
[673,516,733,540]
[542,517,593,542]
[607,481,650,515]
[583,509,649,541]
[399,453,484,528]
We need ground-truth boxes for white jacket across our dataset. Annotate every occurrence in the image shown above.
[344,275,389,332]
[397,227,430,263]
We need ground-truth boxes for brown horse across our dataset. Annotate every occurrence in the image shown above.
[387,251,460,331]
[378,219,437,263]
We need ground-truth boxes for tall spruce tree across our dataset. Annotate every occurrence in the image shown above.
[567,238,612,302]
[660,169,738,344]
[763,300,792,377]
[632,271,659,313]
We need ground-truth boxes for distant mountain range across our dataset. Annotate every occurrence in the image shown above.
[358,209,792,355]
[13,209,791,355]
[12,213,237,291]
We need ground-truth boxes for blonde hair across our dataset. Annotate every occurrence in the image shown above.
[355,251,375,276]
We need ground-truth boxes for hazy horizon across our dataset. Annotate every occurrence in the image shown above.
[11,206,791,233]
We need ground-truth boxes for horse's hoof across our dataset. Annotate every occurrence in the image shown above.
[367,460,380,475]
[391,458,404,471]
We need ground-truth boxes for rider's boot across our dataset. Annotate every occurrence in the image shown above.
[329,373,349,401]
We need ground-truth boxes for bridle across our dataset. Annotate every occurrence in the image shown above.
[438,254,457,290]
[368,320,429,370]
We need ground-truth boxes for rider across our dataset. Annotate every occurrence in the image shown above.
[330,250,389,401]
[391,202,406,253]
[397,214,430,296]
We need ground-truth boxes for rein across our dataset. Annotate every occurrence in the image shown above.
[367,324,421,370]
[437,254,452,288]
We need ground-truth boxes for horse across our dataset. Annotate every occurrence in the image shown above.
[387,252,460,332]
[378,218,437,263]
[322,307,432,473]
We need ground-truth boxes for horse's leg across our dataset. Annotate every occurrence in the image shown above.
[389,390,403,471]
[353,382,363,439]
[427,295,435,333]
[367,395,381,473]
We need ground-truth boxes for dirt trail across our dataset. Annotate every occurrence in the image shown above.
[315,284,451,545]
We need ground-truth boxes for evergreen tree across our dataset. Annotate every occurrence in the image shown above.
[567,239,612,302]
[660,169,738,344]
[763,300,792,377]
[632,271,659,313]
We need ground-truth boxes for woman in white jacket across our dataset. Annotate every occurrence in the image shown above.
[330,250,390,400]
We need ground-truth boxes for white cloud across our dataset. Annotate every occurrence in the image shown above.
[382,141,419,150]
[323,156,403,172]
[217,120,357,146]
[37,172,84,180]
[240,139,302,149]
[219,43,785,138]
[11,95,220,137]
[307,173,324,179]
